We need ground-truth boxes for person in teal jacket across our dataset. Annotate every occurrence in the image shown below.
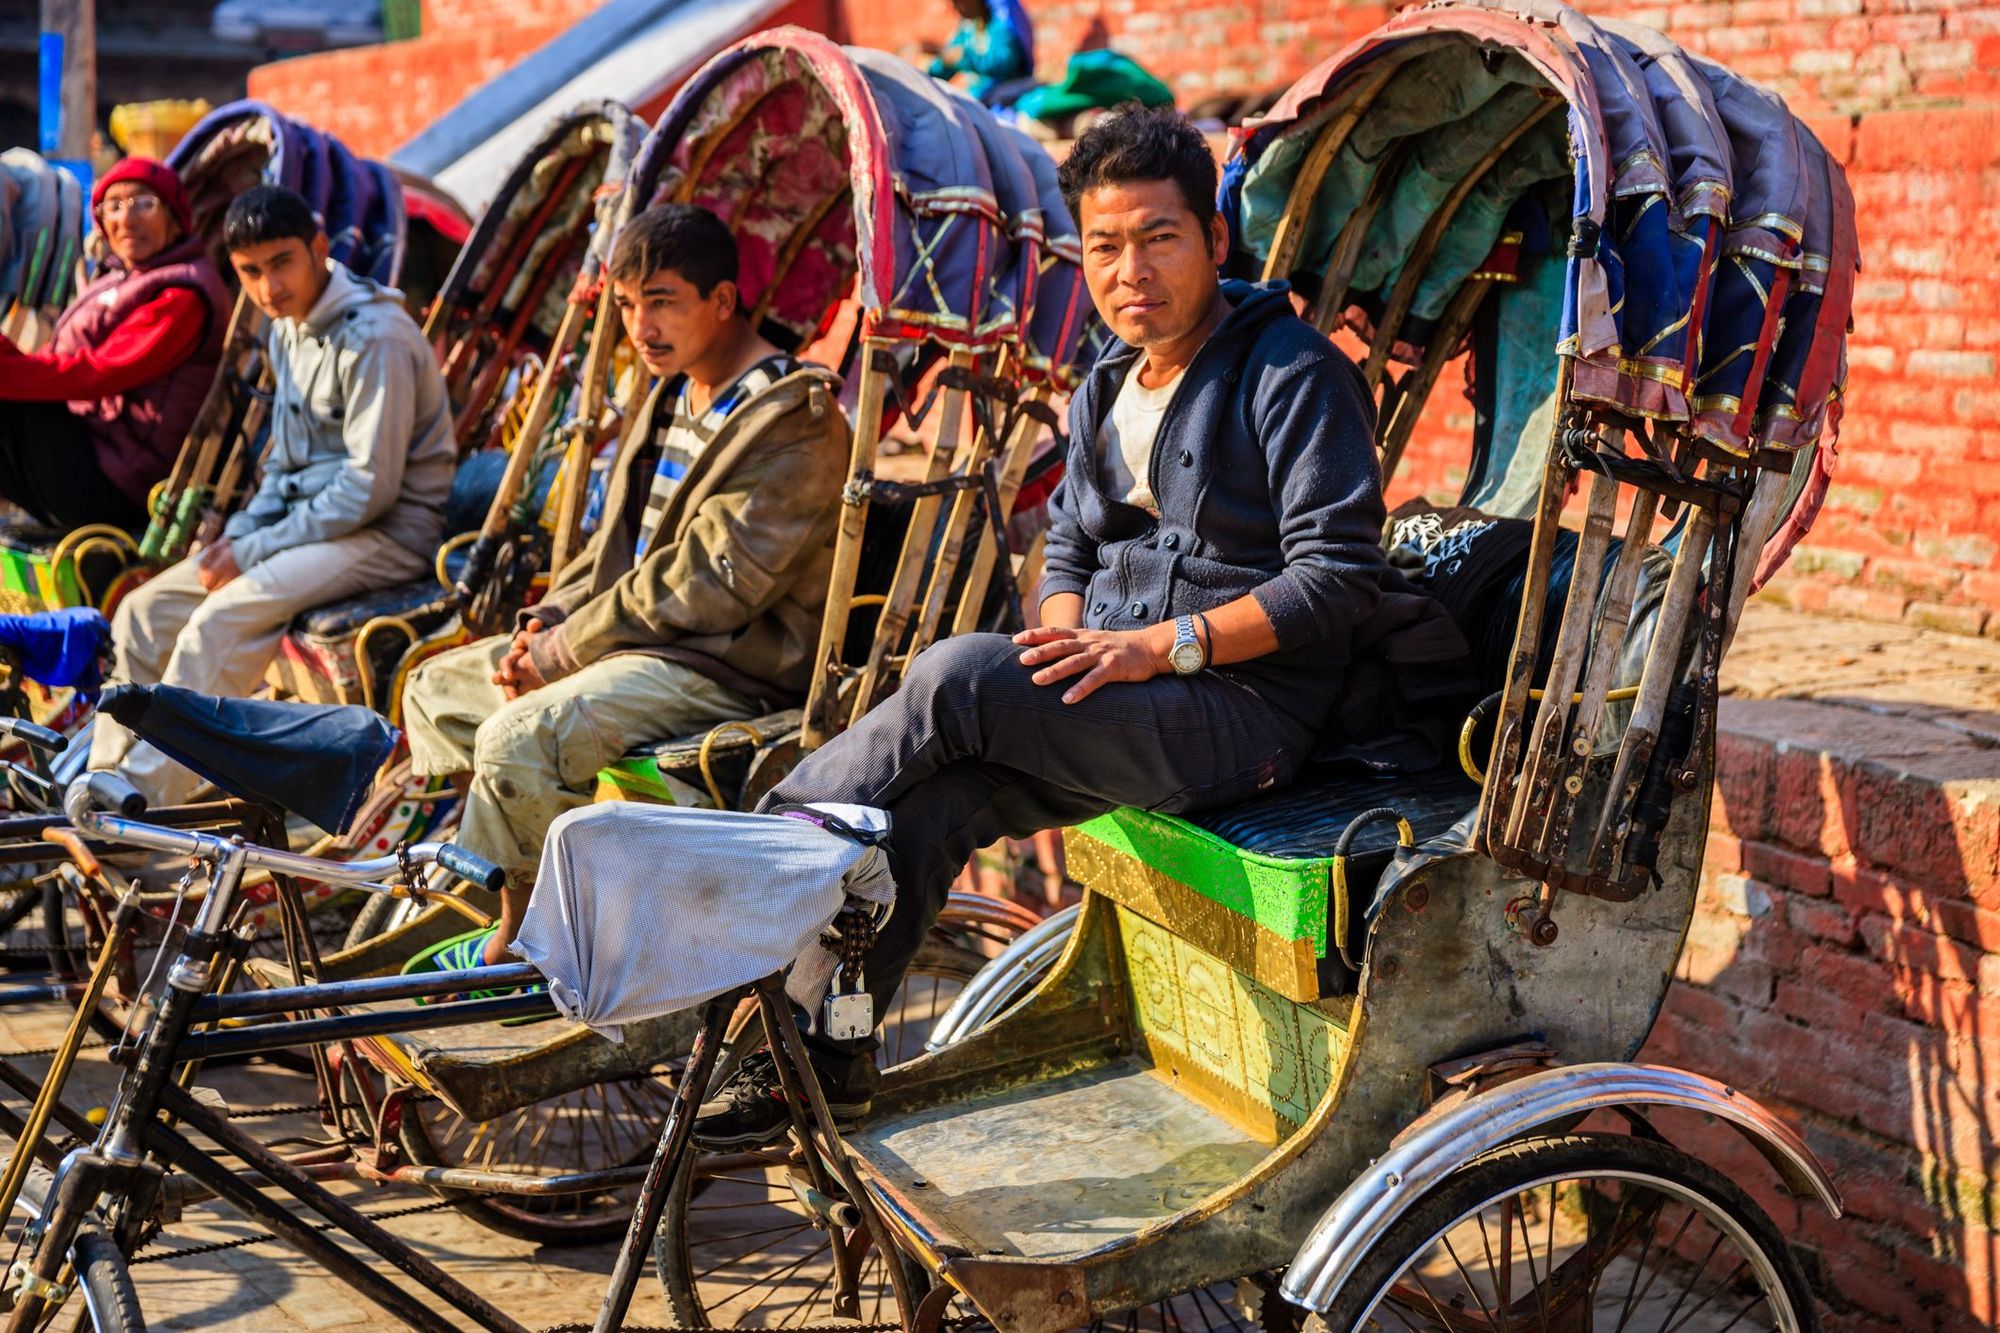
[925,0,1032,101]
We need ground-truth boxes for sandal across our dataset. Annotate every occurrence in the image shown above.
[401,927,552,1025]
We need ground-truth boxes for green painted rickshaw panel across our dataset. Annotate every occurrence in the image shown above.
[1073,808,1331,955]
[594,755,712,808]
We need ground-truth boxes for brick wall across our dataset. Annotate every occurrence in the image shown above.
[244,0,606,158]
[1657,697,2000,1331]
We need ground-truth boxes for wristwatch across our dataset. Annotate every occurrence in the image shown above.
[1168,615,1207,675]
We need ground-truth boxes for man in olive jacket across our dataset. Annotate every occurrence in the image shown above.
[402,205,848,966]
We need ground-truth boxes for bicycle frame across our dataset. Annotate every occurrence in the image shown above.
[2,812,542,1332]
[0,801,859,1333]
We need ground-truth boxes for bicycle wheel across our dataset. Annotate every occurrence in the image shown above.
[75,1229,145,1333]
[1316,1133,1815,1333]
[652,936,988,1326]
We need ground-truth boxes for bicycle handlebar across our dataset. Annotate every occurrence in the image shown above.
[57,775,506,893]
[435,844,506,893]
[64,771,146,822]
[0,717,67,757]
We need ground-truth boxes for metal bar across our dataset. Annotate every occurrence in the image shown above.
[192,962,544,1020]
[594,991,735,1333]
[1377,277,1490,485]
[908,365,1012,660]
[803,339,895,749]
[147,1093,526,1333]
[370,1160,648,1197]
[848,349,978,726]
[0,1053,94,1142]
[1475,379,1578,855]
[0,889,135,1228]
[951,388,1049,638]
[1588,503,1718,872]
[1311,141,1411,333]
[1540,485,1660,864]
[551,283,622,575]
[172,990,556,1062]
[1503,469,1619,855]
[0,981,86,1006]
[760,975,918,1328]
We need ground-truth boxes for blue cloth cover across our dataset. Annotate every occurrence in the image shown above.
[99,684,398,834]
[0,608,110,696]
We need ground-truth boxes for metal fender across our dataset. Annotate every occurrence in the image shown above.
[1279,1062,1840,1312]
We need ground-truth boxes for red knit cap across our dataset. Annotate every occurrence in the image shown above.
[92,157,194,237]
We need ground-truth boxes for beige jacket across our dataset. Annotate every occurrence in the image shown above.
[526,366,848,704]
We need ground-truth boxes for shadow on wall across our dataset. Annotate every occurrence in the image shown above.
[1642,694,2000,1332]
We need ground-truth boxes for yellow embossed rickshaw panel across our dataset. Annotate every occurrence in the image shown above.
[1115,905,1350,1140]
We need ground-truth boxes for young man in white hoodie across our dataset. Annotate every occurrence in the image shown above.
[89,184,456,807]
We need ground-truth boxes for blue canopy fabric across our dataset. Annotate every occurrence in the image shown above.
[168,101,408,285]
[0,609,110,697]
[100,685,398,835]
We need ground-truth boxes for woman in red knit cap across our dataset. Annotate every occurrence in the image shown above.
[0,157,230,532]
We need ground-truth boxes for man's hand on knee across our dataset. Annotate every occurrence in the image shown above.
[1013,623,1174,704]
[193,538,241,591]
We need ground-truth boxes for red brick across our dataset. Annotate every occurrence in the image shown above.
[1826,586,1913,623]
[1743,838,1836,896]
[1787,891,1860,944]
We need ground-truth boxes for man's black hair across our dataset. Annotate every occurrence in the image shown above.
[1057,104,1217,226]
[222,184,322,252]
[608,204,740,297]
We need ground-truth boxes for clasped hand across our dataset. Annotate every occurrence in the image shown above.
[1012,624,1169,705]
[493,617,550,700]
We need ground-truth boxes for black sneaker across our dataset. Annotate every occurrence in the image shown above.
[693,1049,874,1148]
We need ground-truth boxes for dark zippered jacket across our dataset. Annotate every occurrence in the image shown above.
[1042,279,1408,727]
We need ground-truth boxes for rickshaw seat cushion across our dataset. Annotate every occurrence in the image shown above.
[1066,762,1477,997]
[293,577,449,639]
[275,577,456,708]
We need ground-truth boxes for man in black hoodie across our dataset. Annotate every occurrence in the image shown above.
[697,105,1402,1145]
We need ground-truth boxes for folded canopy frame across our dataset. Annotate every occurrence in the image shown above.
[1226,0,1859,928]
[520,29,1086,749]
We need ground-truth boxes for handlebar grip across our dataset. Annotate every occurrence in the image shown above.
[436,844,506,893]
[83,771,147,818]
[41,827,102,882]
[0,718,67,756]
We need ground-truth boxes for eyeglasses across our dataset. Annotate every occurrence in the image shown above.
[99,195,163,221]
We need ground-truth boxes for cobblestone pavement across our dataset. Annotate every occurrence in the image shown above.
[0,599,1980,1330]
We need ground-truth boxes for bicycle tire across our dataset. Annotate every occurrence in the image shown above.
[75,1229,145,1333]
[1313,1132,1817,1333]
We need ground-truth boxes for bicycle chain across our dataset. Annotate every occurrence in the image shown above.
[130,1198,457,1264]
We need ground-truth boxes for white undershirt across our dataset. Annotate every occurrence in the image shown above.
[1097,362,1184,515]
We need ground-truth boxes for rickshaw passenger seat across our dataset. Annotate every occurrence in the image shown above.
[270,450,515,707]
[1065,505,1680,1004]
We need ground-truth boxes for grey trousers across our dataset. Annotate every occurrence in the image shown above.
[758,632,1316,1074]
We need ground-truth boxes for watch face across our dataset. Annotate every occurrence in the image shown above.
[1170,641,1204,673]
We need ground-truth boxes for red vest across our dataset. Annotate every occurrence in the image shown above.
[47,236,231,508]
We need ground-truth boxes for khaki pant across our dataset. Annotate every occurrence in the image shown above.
[402,636,757,884]
[89,529,429,808]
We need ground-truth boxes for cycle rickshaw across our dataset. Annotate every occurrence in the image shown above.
[7,1,1855,1326]
[0,28,1079,1266]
